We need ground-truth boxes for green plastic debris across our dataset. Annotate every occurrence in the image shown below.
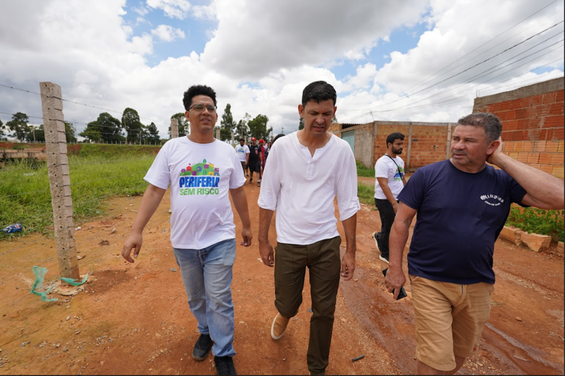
[31,266,58,302]
[61,274,89,286]
[31,266,89,302]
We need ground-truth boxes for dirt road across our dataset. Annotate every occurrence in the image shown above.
[0,178,563,375]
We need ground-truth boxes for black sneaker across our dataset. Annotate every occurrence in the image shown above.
[214,356,237,375]
[192,334,213,361]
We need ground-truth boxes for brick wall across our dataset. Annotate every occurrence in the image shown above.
[473,77,564,179]
[330,121,453,170]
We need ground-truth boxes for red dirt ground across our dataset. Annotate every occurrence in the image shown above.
[0,177,563,375]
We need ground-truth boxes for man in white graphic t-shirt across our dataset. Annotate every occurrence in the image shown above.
[371,132,407,263]
[235,138,250,173]
[122,85,251,376]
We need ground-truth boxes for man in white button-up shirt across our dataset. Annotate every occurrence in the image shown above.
[258,80,360,376]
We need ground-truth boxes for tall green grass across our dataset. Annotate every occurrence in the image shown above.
[0,154,153,238]
[356,160,375,178]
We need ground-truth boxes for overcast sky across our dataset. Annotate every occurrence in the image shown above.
[0,0,563,139]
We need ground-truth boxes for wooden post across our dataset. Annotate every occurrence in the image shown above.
[171,118,179,139]
[40,82,80,280]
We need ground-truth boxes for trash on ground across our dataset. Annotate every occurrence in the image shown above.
[31,266,58,302]
[2,223,22,234]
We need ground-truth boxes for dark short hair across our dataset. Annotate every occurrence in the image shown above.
[182,85,217,111]
[386,132,405,146]
[301,81,337,107]
[271,133,285,147]
[457,113,502,143]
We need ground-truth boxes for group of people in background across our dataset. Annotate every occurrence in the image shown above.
[235,136,282,187]
[122,80,564,376]
[236,134,286,187]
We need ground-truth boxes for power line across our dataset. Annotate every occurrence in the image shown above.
[401,0,560,98]
[0,83,165,127]
[372,38,564,114]
[406,21,564,98]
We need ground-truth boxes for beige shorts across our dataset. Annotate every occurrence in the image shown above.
[409,275,494,371]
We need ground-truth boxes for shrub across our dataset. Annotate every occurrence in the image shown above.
[506,206,564,243]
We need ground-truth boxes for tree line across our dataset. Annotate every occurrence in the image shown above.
[0,104,277,145]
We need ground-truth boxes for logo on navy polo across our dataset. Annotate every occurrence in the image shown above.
[480,194,504,207]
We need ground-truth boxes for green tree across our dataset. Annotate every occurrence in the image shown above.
[98,112,124,143]
[25,124,42,142]
[219,103,236,142]
[79,121,102,143]
[248,114,272,141]
[170,113,188,138]
[6,112,30,142]
[65,122,78,143]
[122,107,143,144]
[0,119,6,140]
[25,121,75,143]
[145,122,160,144]
[236,113,251,140]
[79,112,124,143]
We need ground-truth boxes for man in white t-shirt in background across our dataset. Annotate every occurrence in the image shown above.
[122,84,252,376]
[372,132,407,263]
[235,137,250,174]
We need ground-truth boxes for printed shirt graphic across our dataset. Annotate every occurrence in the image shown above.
[235,144,249,162]
[374,155,405,200]
[144,137,245,249]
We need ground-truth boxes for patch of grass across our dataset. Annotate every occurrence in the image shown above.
[357,183,375,207]
[355,161,376,206]
[0,154,154,239]
[356,160,374,178]
[506,205,564,243]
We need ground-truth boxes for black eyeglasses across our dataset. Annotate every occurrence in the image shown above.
[189,104,217,113]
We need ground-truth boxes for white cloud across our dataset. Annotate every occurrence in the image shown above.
[146,0,192,19]
[151,25,186,42]
[0,0,562,139]
[191,3,217,20]
[201,0,428,79]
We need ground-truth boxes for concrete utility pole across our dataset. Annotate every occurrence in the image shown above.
[171,118,179,139]
[40,82,80,280]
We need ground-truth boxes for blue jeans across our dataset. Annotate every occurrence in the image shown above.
[173,238,236,357]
